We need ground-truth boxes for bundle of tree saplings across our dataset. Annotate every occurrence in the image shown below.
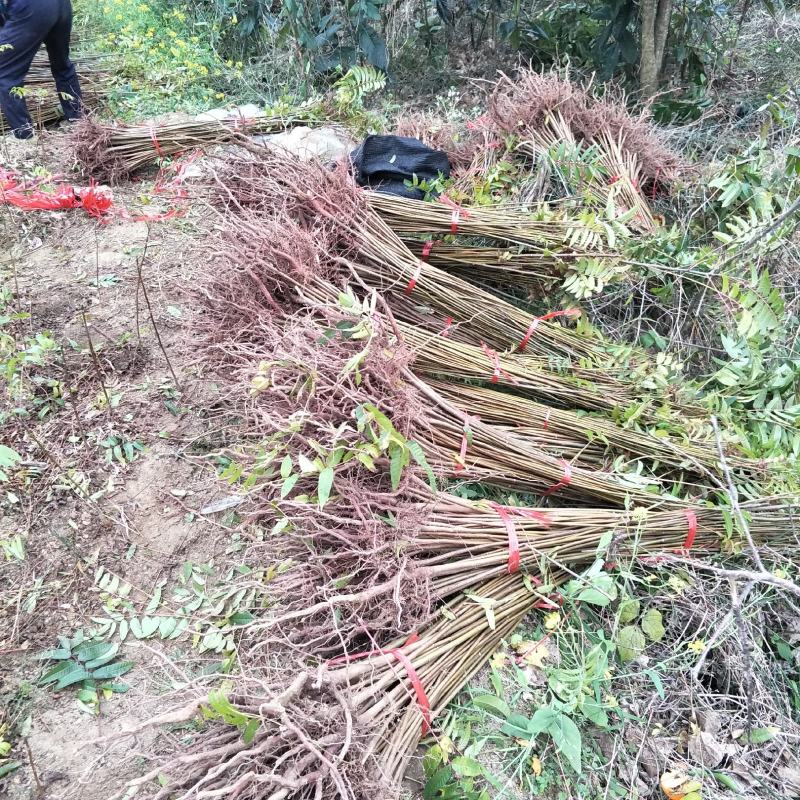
[205,150,614,364]
[71,100,320,179]
[200,152,753,483]
[465,69,685,230]
[250,484,794,657]
[402,239,607,292]
[0,48,107,132]
[114,573,565,800]
[427,379,755,476]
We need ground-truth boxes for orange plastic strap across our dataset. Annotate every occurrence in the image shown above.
[542,459,572,497]
[518,309,581,353]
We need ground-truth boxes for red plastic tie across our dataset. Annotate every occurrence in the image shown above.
[491,503,521,573]
[439,195,470,235]
[421,239,434,261]
[326,637,430,734]
[480,343,517,385]
[651,169,660,200]
[388,647,432,734]
[404,261,422,296]
[454,413,478,473]
[149,125,165,157]
[542,459,572,497]
[680,509,698,554]
[518,309,581,353]
[440,316,453,337]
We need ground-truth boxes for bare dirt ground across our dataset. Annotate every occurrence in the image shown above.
[0,132,235,799]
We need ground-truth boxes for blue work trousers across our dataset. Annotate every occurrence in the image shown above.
[0,0,83,138]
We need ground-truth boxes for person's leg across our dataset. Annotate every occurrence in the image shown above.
[43,0,81,120]
[0,0,57,138]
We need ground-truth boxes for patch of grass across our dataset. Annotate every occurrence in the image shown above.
[426,541,800,799]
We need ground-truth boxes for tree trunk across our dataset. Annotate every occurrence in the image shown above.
[639,0,673,98]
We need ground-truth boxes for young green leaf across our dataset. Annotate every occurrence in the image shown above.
[451,756,483,778]
[280,473,300,498]
[85,643,121,670]
[528,706,559,735]
[36,648,71,661]
[389,446,404,491]
[317,466,334,508]
[54,665,92,690]
[618,597,640,624]
[407,440,437,492]
[577,573,617,607]
[617,625,646,663]
[75,641,117,663]
[473,694,510,718]
[549,713,582,773]
[91,661,134,680]
[641,608,665,642]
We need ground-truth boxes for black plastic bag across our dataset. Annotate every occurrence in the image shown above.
[350,134,451,199]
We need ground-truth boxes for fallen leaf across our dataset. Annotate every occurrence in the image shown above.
[514,639,549,668]
[688,730,731,768]
[200,495,244,514]
[732,726,780,744]
[778,766,800,792]
[544,612,560,630]
[530,755,542,776]
[660,770,702,800]
[490,650,507,669]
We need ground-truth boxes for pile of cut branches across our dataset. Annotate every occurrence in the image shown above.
[111,106,795,798]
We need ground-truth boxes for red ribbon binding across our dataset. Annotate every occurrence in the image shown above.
[491,503,521,573]
[421,239,434,261]
[490,504,551,574]
[389,648,432,734]
[518,309,581,353]
[542,459,572,497]
[440,316,454,337]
